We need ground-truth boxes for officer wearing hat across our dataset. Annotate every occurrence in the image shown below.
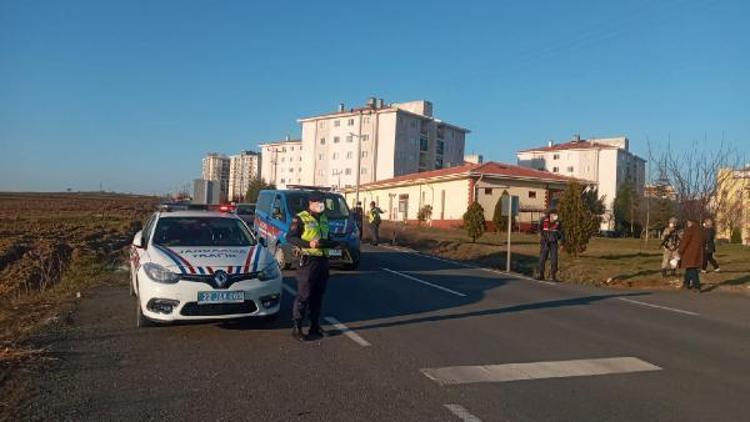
[536,209,563,282]
[286,191,338,341]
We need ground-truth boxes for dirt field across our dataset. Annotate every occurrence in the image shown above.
[379,221,750,293]
[0,193,157,375]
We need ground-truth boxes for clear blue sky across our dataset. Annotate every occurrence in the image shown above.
[1,0,748,194]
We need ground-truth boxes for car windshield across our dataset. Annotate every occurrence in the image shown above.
[286,192,350,219]
[236,206,254,215]
[152,217,256,247]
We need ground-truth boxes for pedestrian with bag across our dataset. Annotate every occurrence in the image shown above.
[701,218,720,273]
[660,217,681,278]
[678,216,706,293]
[368,201,384,246]
[536,209,563,282]
[286,192,339,341]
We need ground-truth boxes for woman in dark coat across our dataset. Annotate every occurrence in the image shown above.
[678,217,706,292]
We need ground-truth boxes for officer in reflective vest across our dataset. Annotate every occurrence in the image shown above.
[286,191,337,341]
[536,209,564,282]
[367,201,384,246]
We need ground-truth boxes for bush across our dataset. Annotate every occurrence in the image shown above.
[462,202,486,242]
[731,228,742,244]
[417,205,433,225]
[558,181,600,256]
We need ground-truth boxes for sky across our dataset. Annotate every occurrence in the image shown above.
[1,0,748,194]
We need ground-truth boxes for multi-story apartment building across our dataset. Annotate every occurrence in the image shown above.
[258,138,304,189]
[228,150,260,202]
[516,136,646,230]
[201,153,230,203]
[715,166,750,245]
[297,98,470,190]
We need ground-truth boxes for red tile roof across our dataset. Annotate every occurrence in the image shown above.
[518,140,619,153]
[356,161,583,188]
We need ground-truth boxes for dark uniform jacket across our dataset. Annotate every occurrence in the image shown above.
[540,218,563,245]
[704,227,716,254]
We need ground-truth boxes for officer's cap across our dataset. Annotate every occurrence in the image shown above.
[308,192,325,203]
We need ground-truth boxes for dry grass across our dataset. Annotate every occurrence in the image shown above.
[379,221,750,293]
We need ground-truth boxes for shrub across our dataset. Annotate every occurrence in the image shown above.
[417,205,433,225]
[558,181,600,256]
[462,202,486,242]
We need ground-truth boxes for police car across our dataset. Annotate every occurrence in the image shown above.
[130,210,281,327]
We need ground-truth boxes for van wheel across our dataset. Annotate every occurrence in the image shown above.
[275,248,291,270]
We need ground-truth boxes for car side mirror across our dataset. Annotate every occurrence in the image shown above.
[132,230,144,248]
[258,237,268,248]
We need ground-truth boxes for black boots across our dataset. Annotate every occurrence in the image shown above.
[291,321,305,342]
[307,325,326,339]
[662,269,668,278]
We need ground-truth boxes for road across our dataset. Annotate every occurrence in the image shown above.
[19,245,750,421]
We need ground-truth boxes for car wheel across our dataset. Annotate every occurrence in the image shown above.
[275,248,291,270]
[136,296,153,328]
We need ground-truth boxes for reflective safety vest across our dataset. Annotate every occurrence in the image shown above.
[368,207,381,224]
[298,210,329,256]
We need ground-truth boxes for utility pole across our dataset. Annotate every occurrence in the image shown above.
[352,127,363,205]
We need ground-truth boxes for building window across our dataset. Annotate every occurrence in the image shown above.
[289,167,294,173]
[528,191,537,199]
[419,137,429,152]
[334,136,340,144]
[346,151,353,159]
[281,157,285,162]
[410,120,416,128]
[346,135,353,143]
[298,167,301,172]
[318,153,324,160]
[348,118,354,126]
[345,168,352,175]
[320,137,326,145]
[280,178,286,183]
[361,151,368,158]
[361,167,368,175]
[484,188,492,195]
[334,120,340,127]
[333,152,339,159]
[436,140,444,155]
[318,121,325,128]
[361,134,369,141]
[553,167,559,173]
[567,166,574,172]
[363,116,370,124]
[553,154,559,160]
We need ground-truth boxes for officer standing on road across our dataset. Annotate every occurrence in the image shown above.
[368,201,384,246]
[536,209,563,282]
[352,201,364,240]
[286,192,337,341]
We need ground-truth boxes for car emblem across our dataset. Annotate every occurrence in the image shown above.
[213,270,229,287]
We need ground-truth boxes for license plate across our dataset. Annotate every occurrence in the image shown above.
[326,249,342,257]
[197,291,244,304]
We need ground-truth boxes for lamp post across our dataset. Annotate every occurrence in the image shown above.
[349,131,363,205]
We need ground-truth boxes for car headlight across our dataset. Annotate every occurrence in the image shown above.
[257,262,280,281]
[143,263,181,284]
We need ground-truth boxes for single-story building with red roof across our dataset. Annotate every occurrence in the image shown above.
[343,161,592,231]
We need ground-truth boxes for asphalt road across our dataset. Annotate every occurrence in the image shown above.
[19,245,750,421]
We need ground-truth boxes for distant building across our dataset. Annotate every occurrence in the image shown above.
[201,153,230,203]
[298,98,470,190]
[644,182,677,201]
[344,161,586,230]
[259,137,303,189]
[193,179,221,205]
[465,154,484,164]
[228,150,260,202]
[715,166,750,245]
[517,136,646,230]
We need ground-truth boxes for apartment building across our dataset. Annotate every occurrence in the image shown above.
[297,98,470,190]
[716,166,750,245]
[201,153,230,203]
[228,150,260,202]
[258,138,303,189]
[516,136,645,230]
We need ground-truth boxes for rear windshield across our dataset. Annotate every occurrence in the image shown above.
[236,206,254,215]
[286,192,350,219]
[152,217,256,247]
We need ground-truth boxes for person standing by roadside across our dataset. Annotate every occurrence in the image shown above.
[701,218,720,273]
[286,192,338,341]
[678,216,706,293]
[536,209,563,282]
[351,201,364,240]
[368,201,384,246]
[660,217,681,278]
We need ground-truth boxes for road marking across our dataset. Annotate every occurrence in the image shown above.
[617,298,699,316]
[324,316,371,347]
[421,357,661,385]
[444,404,483,422]
[282,284,297,296]
[381,267,467,297]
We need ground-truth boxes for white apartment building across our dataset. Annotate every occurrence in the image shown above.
[297,98,470,190]
[517,136,646,230]
[228,150,260,202]
[201,153,230,202]
[258,138,304,189]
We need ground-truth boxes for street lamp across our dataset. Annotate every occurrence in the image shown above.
[349,131,363,205]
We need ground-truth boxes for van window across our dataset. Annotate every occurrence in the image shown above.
[256,191,274,215]
[272,195,286,221]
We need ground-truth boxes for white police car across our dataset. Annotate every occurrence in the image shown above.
[130,210,281,327]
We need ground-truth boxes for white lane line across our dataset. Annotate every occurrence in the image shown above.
[381,267,467,297]
[444,404,483,422]
[324,316,371,347]
[422,357,661,385]
[618,298,699,316]
[282,284,297,296]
